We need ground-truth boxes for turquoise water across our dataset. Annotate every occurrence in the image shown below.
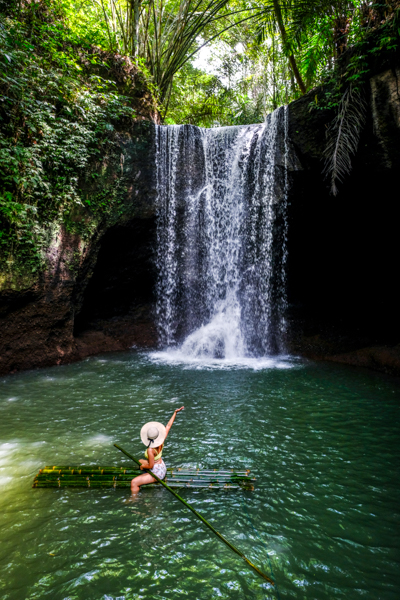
[0,351,399,600]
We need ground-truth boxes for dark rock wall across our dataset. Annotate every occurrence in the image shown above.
[287,67,400,374]
[0,229,87,374]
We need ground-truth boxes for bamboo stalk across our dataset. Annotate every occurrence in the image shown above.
[41,466,140,472]
[34,474,254,485]
[33,477,250,490]
[40,466,251,476]
[114,444,273,586]
[35,475,253,482]
[34,482,244,489]
[36,478,254,487]
[34,472,254,480]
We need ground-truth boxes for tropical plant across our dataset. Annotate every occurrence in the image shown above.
[323,85,366,195]
[63,0,250,103]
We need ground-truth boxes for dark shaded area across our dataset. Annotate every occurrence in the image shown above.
[286,74,400,371]
[73,218,157,336]
[287,167,398,347]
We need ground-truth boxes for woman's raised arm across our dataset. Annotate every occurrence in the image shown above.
[164,406,184,439]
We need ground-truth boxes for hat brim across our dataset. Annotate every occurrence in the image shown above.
[140,421,166,447]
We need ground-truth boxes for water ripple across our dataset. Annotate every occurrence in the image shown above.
[0,353,399,599]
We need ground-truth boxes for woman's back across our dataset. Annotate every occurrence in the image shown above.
[145,443,164,462]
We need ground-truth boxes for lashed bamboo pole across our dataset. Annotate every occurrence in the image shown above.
[40,469,250,475]
[39,466,251,475]
[38,475,252,484]
[114,444,274,586]
[35,477,252,487]
[33,478,246,488]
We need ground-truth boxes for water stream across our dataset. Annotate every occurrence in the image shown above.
[155,108,289,360]
[1,353,399,600]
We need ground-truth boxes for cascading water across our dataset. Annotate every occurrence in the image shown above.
[155,107,289,361]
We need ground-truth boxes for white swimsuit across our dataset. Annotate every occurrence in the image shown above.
[151,460,167,480]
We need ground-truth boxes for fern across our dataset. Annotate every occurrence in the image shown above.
[323,85,367,196]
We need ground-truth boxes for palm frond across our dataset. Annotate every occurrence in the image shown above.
[323,85,366,196]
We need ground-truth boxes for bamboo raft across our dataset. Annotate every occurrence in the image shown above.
[33,446,272,585]
[33,466,256,490]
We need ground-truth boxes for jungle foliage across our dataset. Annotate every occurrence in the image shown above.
[54,0,400,124]
[0,1,149,278]
[1,0,400,278]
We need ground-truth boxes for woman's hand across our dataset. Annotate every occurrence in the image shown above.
[165,407,185,440]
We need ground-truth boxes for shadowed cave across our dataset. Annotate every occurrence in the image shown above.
[73,218,157,346]
[286,164,399,353]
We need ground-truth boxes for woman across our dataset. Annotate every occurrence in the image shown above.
[131,406,184,493]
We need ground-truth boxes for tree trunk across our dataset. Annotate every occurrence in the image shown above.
[272,0,307,95]
[333,15,349,58]
[132,0,142,58]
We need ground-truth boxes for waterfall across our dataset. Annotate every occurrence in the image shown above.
[155,107,289,360]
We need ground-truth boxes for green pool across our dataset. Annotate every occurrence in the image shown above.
[0,352,399,599]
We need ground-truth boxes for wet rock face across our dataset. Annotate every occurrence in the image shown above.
[370,67,400,169]
[285,66,400,376]
[114,122,158,217]
[0,222,158,375]
[1,63,400,376]
[0,229,84,375]
[0,123,158,376]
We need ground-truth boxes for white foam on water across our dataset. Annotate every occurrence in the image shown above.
[0,476,12,487]
[179,296,245,360]
[146,350,295,371]
[84,434,113,446]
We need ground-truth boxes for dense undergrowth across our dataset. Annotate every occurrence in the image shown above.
[0,1,154,284]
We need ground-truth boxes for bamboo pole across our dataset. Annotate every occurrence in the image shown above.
[33,480,246,490]
[35,478,252,489]
[42,467,250,474]
[114,444,274,586]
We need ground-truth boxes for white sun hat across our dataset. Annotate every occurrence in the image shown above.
[140,421,166,447]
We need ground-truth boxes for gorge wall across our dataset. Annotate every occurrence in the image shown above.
[1,65,399,376]
[287,65,400,374]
